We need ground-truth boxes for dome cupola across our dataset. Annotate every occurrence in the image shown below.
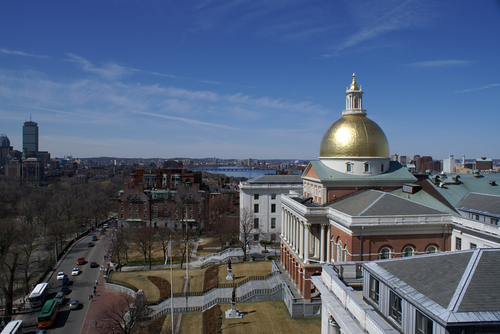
[319,74,390,175]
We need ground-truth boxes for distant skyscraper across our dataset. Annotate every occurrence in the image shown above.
[443,155,455,173]
[23,120,39,153]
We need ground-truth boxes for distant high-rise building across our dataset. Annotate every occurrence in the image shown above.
[23,120,39,154]
[0,134,12,167]
[443,155,455,173]
[391,154,399,161]
[398,155,407,166]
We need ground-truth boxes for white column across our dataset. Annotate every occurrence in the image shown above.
[304,224,310,264]
[326,226,331,263]
[299,221,304,259]
[281,208,285,240]
[320,224,326,263]
[292,217,296,251]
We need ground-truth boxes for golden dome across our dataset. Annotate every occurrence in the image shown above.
[319,115,389,158]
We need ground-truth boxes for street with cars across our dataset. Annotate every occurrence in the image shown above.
[19,226,110,334]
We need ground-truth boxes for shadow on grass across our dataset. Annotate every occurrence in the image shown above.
[224,322,252,328]
[239,310,257,315]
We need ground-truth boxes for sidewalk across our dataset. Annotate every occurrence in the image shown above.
[81,259,122,334]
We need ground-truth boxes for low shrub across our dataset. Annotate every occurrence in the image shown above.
[203,264,220,292]
[147,276,171,302]
[202,304,222,334]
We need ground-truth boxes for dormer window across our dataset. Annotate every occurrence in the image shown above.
[381,164,384,172]
[364,163,370,172]
[346,163,353,172]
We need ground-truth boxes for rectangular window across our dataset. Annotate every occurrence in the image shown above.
[492,218,499,225]
[254,234,259,241]
[389,291,402,324]
[144,214,147,219]
[136,206,139,212]
[416,310,433,334]
[129,206,132,212]
[369,276,380,304]
[254,218,259,229]
[120,213,124,219]
[254,204,259,213]
[254,194,259,200]
[128,213,132,218]
[121,206,124,211]
[144,206,147,212]
[456,237,462,250]
[271,218,276,229]
[470,243,477,249]
[472,214,479,220]
[271,204,276,213]
[271,194,276,200]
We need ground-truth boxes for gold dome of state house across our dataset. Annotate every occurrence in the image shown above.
[319,114,389,158]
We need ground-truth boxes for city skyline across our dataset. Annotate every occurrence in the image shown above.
[1,1,499,160]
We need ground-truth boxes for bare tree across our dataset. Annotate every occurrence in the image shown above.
[112,228,132,270]
[0,218,20,316]
[156,226,173,263]
[96,293,152,334]
[134,226,157,270]
[236,208,254,261]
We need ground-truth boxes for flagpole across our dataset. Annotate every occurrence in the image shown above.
[170,237,174,334]
[185,207,189,280]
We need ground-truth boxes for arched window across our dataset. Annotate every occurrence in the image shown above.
[354,97,358,108]
[346,163,352,172]
[402,246,414,257]
[379,247,392,260]
[381,164,384,172]
[364,163,370,172]
[336,238,342,262]
[343,245,349,261]
[425,245,437,254]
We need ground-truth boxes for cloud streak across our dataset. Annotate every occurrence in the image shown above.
[330,0,441,55]
[404,60,472,67]
[1,48,49,58]
[455,83,500,93]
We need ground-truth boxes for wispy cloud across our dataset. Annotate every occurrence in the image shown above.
[1,48,49,58]
[329,0,441,55]
[404,60,472,67]
[455,83,500,93]
[135,111,240,130]
[64,53,132,79]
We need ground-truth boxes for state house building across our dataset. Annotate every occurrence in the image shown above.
[280,74,453,299]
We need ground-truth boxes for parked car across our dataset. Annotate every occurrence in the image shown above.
[56,272,65,280]
[60,286,69,295]
[69,300,80,310]
[91,236,97,241]
[77,257,85,264]
[90,261,98,268]
[62,276,70,286]
[55,291,64,304]
[71,267,80,276]
[87,242,93,247]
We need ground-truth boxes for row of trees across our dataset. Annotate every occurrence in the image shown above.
[110,225,197,270]
[0,174,123,315]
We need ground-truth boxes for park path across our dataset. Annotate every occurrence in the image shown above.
[81,259,121,334]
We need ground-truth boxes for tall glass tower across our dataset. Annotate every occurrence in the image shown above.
[23,120,39,153]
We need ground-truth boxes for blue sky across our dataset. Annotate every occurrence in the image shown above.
[1,0,499,160]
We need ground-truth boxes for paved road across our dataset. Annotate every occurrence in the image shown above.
[19,231,109,334]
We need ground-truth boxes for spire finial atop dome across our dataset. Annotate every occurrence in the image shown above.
[350,73,358,91]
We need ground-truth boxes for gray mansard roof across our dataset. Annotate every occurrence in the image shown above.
[364,249,500,325]
[328,189,445,216]
[247,174,303,184]
[456,192,500,217]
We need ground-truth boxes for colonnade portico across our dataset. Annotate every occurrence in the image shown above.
[281,208,331,264]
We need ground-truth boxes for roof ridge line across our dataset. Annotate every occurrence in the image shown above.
[358,191,385,216]
[447,249,482,313]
